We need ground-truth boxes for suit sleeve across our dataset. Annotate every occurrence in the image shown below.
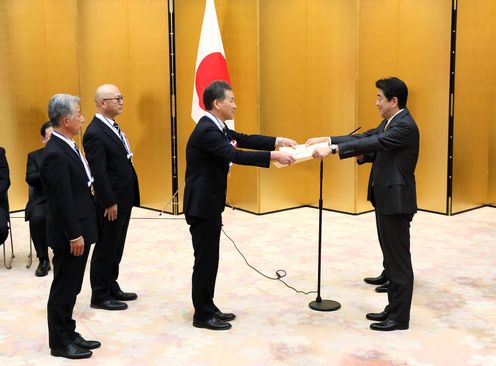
[231,130,276,151]
[336,120,414,159]
[200,126,271,167]
[41,151,82,240]
[83,132,116,208]
[0,148,10,197]
[25,153,42,188]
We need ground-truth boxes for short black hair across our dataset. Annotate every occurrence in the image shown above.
[376,77,408,108]
[203,80,232,111]
[40,121,52,137]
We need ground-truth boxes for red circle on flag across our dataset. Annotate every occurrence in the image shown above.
[195,52,231,110]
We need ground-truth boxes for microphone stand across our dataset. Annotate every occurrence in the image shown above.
[309,159,341,311]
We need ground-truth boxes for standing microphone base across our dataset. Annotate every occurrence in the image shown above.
[309,299,341,312]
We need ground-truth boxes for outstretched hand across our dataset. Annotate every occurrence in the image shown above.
[312,146,332,159]
[276,137,297,148]
[271,151,296,165]
[305,136,328,146]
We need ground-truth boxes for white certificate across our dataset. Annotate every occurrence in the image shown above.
[272,142,329,168]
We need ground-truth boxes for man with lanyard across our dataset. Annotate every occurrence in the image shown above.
[184,80,297,330]
[41,94,100,359]
[83,84,140,311]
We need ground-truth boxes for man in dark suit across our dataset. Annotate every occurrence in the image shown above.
[25,121,53,276]
[308,77,419,331]
[184,80,296,330]
[83,84,140,311]
[0,146,10,245]
[42,94,100,359]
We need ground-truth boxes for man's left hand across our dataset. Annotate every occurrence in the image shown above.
[104,204,118,221]
[312,146,336,159]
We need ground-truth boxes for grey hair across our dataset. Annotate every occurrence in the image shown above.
[48,94,80,127]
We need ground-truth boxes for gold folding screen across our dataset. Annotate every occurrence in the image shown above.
[0,0,79,211]
[176,0,452,214]
[77,0,171,211]
[452,0,496,212]
[1,0,494,214]
[0,0,171,212]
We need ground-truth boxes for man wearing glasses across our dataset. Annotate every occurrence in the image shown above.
[83,84,140,311]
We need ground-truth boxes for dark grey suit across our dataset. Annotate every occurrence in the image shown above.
[333,108,419,322]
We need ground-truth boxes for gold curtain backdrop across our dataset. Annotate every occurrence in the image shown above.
[0,0,494,214]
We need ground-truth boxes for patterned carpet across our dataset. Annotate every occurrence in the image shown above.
[0,206,495,365]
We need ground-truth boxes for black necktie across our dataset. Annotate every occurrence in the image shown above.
[113,122,125,142]
[74,143,81,157]
[222,127,229,142]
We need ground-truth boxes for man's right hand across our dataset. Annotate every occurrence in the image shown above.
[104,204,118,221]
[270,151,295,166]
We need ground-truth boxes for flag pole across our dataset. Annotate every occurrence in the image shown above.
[167,0,179,215]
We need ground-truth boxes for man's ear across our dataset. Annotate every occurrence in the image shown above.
[392,96,399,107]
[212,99,220,110]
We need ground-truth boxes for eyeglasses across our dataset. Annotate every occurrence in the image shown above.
[102,96,124,102]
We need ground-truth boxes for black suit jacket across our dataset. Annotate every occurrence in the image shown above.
[41,136,98,249]
[184,116,275,219]
[0,147,10,216]
[333,108,419,215]
[25,148,47,220]
[83,116,140,211]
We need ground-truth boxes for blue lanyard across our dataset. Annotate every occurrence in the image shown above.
[207,113,230,143]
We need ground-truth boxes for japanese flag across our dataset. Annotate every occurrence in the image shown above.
[191,0,233,129]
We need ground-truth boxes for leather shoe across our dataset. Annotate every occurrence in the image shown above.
[375,280,390,293]
[193,316,232,330]
[50,343,92,359]
[370,319,409,331]
[73,335,101,350]
[215,311,236,322]
[35,259,50,277]
[364,274,387,285]
[111,290,138,301]
[90,299,128,311]
[366,310,389,321]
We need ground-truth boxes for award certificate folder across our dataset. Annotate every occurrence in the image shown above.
[272,142,329,168]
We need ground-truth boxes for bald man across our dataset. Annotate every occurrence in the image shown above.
[83,84,140,311]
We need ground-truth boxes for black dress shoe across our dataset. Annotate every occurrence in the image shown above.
[366,310,389,321]
[193,316,232,330]
[50,343,92,359]
[90,299,128,310]
[73,335,101,350]
[364,274,387,285]
[35,259,51,277]
[370,319,409,331]
[215,311,236,322]
[375,280,391,293]
[111,290,138,301]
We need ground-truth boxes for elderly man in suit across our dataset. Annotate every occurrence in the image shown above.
[308,77,419,331]
[42,94,100,359]
[0,147,10,246]
[83,84,140,311]
[184,80,296,331]
[25,121,53,276]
